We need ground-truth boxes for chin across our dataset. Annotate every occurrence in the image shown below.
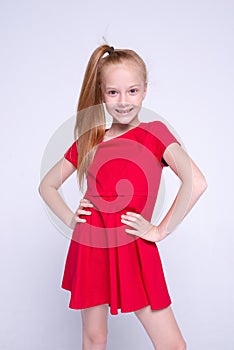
[113,112,139,125]
[114,117,137,126]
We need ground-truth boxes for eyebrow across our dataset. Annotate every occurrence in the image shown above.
[105,84,142,89]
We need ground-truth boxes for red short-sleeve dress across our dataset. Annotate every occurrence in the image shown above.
[61,120,180,315]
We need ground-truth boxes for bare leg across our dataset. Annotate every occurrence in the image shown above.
[134,305,186,350]
[81,304,109,350]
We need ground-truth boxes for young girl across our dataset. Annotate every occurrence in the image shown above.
[39,44,207,350]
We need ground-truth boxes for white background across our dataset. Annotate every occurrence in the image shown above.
[1,0,233,349]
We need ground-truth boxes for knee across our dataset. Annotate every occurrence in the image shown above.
[84,329,108,347]
[167,338,186,350]
[176,339,187,350]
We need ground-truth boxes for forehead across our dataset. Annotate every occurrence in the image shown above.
[101,62,145,85]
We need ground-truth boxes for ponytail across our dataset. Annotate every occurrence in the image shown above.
[74,44,148,190]
[74,45,110,190]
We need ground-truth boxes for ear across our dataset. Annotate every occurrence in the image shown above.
[143,82,148,100]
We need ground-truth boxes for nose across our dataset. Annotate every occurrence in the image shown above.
[117,93,130,107]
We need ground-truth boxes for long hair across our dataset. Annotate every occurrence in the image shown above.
[74,44,148,190]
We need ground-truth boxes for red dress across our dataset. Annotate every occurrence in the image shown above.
[61,120,180,315]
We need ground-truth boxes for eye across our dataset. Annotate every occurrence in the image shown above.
[107,90,118,96]
[129,88,138,94]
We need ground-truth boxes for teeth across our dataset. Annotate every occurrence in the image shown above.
[116,108,133,114]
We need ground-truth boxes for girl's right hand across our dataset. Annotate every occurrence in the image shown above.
[69,198,93,229]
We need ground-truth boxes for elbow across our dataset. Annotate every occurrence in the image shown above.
[201,176,208,193]
[194,173,208,197]
[199,172,208,193]
[38,181,44,198]
[38,179,48,199]
[38,179,59,199]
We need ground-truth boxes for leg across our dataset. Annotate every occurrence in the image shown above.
[134,305,186,350]
[81,304,109,350]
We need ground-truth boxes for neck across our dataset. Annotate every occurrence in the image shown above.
[103,120,141,141]
[110,119,140,133]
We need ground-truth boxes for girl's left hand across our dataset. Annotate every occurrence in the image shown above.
[121,212,163,243]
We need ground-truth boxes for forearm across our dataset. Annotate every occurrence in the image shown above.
[120,144,208,243]
[39,185,74,228]
[157,174,207,237]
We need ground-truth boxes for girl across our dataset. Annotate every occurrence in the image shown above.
[39,44,207,350]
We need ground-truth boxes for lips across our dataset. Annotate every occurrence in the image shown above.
[115,108,134,114]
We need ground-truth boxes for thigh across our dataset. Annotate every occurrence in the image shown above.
[134,305,186,350]
[81,304,109,336]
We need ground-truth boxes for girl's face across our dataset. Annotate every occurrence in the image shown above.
[101,61,147,126]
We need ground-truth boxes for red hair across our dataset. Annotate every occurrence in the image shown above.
[74,44,147,190]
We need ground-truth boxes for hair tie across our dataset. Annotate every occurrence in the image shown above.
[108,46,114,55]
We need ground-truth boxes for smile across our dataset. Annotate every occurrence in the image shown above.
[115,108,134,114]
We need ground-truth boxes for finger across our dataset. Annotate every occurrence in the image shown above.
[125,212,140,218]
[121,214,139,223]
[121,218,138,229]
[80,198,94,206]
[76,209,92,215]
[81,202,94,208]
[125,228,141,236]
[81,198,90,202]
[75,217,86,223]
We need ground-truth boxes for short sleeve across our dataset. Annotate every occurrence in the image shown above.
[148,121,181,167]
[64,140,78,168]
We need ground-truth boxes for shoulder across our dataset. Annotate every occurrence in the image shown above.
[141,120,171,132]
[64,140,78,167]
[138,120,181,165]
[140,120,178,142]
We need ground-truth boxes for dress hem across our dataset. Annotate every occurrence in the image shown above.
[61,285,172,316]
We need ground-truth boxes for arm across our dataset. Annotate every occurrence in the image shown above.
[156,142,207,237]
[38,158,92,229]
[121,143,208,242]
